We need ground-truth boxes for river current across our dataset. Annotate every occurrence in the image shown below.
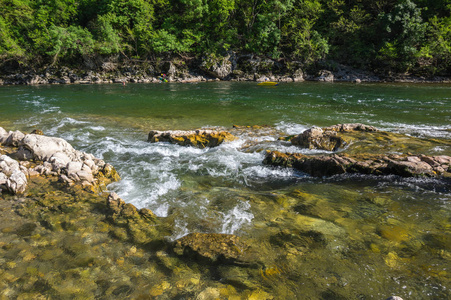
[0,82,450,299]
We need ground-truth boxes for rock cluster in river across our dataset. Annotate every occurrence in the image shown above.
[290,123,379,151]
[264,151,451,178]
[0,127,120,194]
[148,129,236,149]
[261,123,451,178]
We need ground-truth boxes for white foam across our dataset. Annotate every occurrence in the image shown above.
[377,122,451,139]
[275,121,309,135]
[221,200,254,234]
[243,165,294,178]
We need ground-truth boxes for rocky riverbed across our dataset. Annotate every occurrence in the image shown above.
[0,125,450,299]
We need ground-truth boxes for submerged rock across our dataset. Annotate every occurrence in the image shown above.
[106,192,170,245]
[263,151,451,178]
[148,129,236,148]
[172,232,258,266]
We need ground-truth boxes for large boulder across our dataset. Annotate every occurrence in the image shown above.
[200,54,234,79]
[290,124,380,152]
[0,154,20,176]
[3,130,25,146]
[17,134,78,161]
[148,129,236,149]
[6,170,27,194]
[291,127,345,152]
[263,151,451,178]
[316,70,334,82]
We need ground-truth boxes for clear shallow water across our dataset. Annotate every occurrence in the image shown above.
[0,82,450,298]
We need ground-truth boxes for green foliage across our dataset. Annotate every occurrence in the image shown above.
[0,0,34,58]
[0,15,25,57]
[419,16,451,74]
[47,25,95,64]
[281,0,329,63]
[150,29,192,53]
[0,0,449,75]
[90,14,122,55]
[377,0,428,71]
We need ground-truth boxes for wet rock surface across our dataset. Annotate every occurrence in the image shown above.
[290,123,379,151]
[264,151,451,178]
[106,192,171,245]
[148,129,236,148]
[267,123,451,178]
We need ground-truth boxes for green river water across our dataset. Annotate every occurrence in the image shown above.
[0,82,450,299]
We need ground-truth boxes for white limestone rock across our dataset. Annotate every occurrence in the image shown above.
[4,130,25,146]
[7,170,27,194]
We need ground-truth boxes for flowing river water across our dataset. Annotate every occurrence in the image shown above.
[0,82,450,299]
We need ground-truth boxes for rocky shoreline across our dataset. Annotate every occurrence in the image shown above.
[0,127,120,195]
[1,55,450,85]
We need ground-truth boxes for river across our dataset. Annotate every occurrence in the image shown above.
[0,82,450,299]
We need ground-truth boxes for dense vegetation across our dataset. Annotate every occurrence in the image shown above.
[1,0,450,75]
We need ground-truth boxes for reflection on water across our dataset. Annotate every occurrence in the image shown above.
[0,82,450,298]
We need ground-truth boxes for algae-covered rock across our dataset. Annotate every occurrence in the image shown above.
[290,123,450,155]
[263,151,451,178]
[290,123,379,151]
[291,127,346,151]
[172,232,258,266]
[323,123,379,132]
[106,192,169,245]
[148,129,236,148]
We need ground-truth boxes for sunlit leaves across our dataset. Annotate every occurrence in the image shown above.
[0,0,449,75]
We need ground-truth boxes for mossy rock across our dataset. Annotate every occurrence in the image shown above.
[148,129,236,149]
[172,232,260,266]
[106,193,170,245]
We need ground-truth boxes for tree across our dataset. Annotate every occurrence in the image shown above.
[47,25,95,64]
[280,0,329,63]
[377,0,428,72]
[419,15,451,74]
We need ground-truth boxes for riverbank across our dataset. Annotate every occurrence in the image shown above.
[1,56,450,86]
